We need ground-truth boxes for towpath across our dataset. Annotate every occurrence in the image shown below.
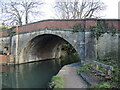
[57,63,88,88]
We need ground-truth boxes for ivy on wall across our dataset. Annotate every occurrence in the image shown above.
[72,23,85,32]
[72,21,117,40]
[0,26,16,37]
[90,21,117,40]
[7,26,16,36]
[0,27,8,30]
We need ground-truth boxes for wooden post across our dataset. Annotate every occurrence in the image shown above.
[96,64,99,69]
[107,69,111,76]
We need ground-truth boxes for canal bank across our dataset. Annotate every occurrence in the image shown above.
[52,62,88,88]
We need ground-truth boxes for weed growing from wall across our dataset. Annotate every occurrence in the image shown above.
[7,27,16,36]
[72,23,85,32]
[72,21,117,39]
[90,21,117,40]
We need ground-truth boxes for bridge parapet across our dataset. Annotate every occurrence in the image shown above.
[16,19,120,33]
[0,19,120,37]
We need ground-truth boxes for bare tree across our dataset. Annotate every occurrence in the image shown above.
[54,0,106,19]
[0,0,44,26]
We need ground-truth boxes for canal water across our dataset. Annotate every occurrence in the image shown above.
[2,59,61,88]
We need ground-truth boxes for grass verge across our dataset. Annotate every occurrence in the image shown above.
[49,76,64,88]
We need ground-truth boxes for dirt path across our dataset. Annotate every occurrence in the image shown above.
[57,63,88,88]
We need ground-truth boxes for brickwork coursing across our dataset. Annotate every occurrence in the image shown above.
[0,30,8,36]
[0,19,120,37]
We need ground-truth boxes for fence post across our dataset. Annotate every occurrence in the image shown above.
[107,69,111,76]
[96,64,99,69]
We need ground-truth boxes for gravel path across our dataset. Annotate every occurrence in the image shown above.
[57,63,88,88]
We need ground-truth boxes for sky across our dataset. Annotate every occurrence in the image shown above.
[42,0,120,19]
[100,0,119,19]
[0,0,120,25]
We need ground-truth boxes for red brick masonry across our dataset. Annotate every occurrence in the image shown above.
[0,55,7,64]
[0,19,120,37]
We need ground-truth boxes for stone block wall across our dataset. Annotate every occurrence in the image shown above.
[97,33,119,59]
[0,37,10,53]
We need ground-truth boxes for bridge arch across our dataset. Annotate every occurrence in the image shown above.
[19,33,81,64]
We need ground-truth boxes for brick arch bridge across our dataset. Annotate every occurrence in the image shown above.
[12,28,87,64]
[0,19,119,65]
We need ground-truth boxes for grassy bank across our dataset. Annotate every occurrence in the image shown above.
[49,42,80,89]
[77,57,120,88]
[49,76,64,88]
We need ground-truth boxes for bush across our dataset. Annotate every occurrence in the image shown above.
[61,54,80,66]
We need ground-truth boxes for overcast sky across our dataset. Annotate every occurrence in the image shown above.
[100,0,119,19]
[0,0,120,24]
[42,0,120,19]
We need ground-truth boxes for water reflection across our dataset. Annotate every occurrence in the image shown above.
[2,59,61,88]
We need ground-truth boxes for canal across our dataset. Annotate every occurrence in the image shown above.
[2,59,61,88]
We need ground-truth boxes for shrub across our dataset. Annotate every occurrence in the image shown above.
[61,54,80,66]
